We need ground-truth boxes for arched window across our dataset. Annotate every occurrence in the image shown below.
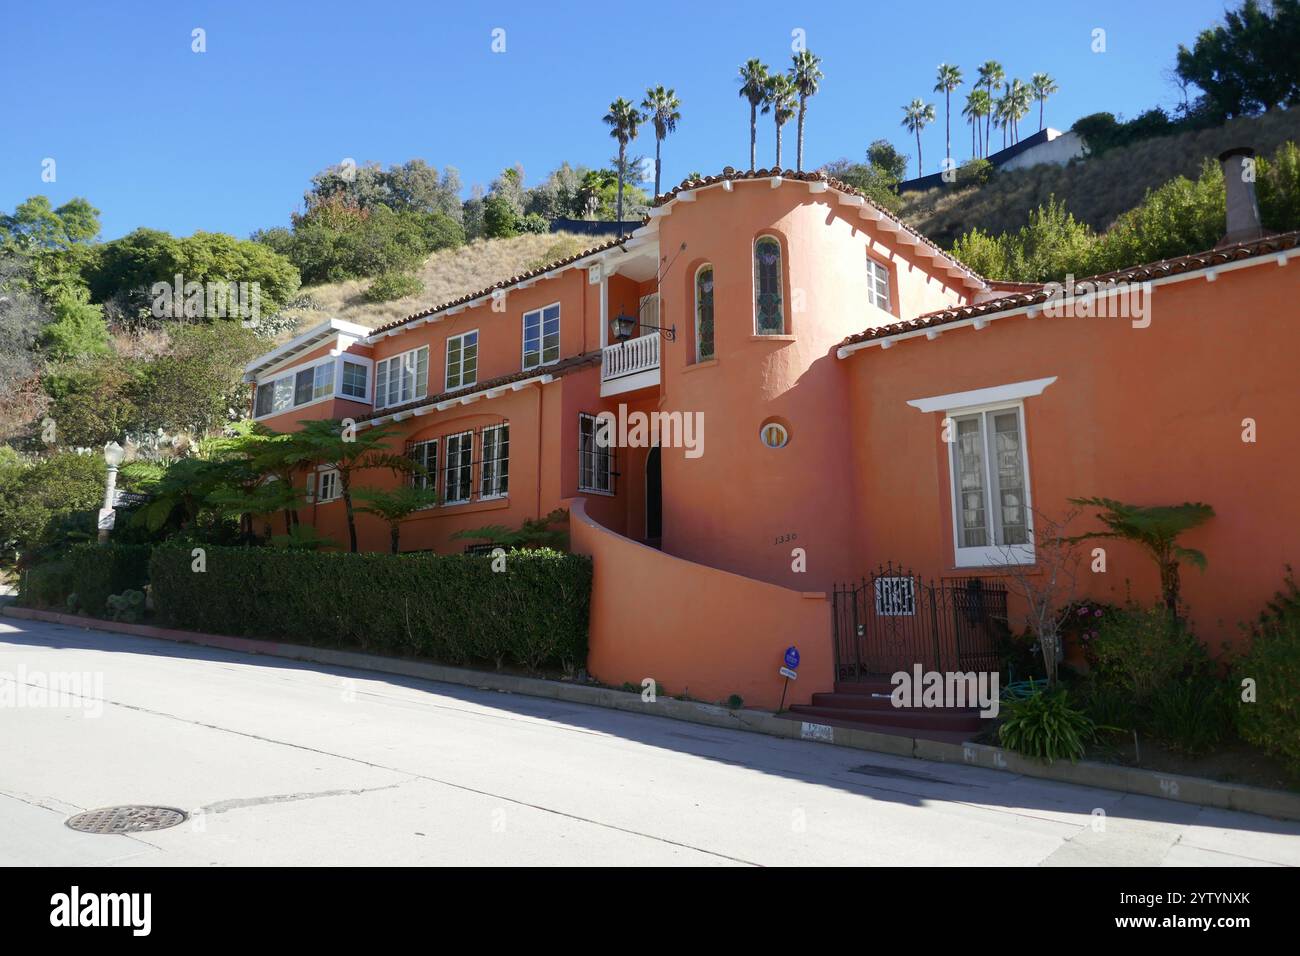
[753,237,784,334]
[695,266,715,361]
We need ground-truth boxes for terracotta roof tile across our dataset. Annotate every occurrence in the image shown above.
[839,229,1300,349]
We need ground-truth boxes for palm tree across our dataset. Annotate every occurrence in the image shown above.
[994,87,1012,150]
[789,50,823,172]
[641,86,681,198]
[1010,79,1033,142]
[603,98,644,227]
[963,88,991,160]
[1031,72,1058,131]
[354,485,441,554]
[900,99,936,177]
[933,63,963,166]
[284,419,414,553]
[737,59,770,172]
[763,74,798,168]
[976,60,1005,156]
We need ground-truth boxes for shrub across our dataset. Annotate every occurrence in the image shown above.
[998,687,1103,763]
[1088,604,1208,705]
[1235,572,1300,773]
[106,588,146,623]
[18,543,151,615]
[1149,673,1232,755]
[149,544,591,672]
[957,158,994,188]
[364,271,424,303]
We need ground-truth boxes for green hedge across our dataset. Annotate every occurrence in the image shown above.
[18,543,152,616]
[1235,574,1300,775]
[149,545,591,671]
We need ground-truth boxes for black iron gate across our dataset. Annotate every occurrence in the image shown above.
[832,563,1008,679]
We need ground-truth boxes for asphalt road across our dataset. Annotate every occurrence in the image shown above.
[2,615,1298,867]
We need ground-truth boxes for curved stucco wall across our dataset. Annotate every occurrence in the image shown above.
[568,497,833,709]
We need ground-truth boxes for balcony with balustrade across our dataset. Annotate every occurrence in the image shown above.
[600,333,660,396]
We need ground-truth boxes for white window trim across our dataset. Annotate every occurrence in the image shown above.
[522,301,562,371]
[374,345,429,410]
[577,412,615,496]
[694,264,714,363]
[908,376,1057,414]
[866,255,892,314]
[445,330,479,391]
[339,357,373,402]
[316,467,342,504]
[478,423,509,501]
[752,234,785,335]
[254,355,368,421]
[945,399,1035,568]
[442,429,474,506]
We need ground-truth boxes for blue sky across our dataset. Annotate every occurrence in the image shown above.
[3,0,1230,240]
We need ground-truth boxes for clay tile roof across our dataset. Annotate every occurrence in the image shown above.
[838,229,1300,350]
[357,350,601,424]
[651,166,986,284]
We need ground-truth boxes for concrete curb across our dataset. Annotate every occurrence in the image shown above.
[7,604,1300,822]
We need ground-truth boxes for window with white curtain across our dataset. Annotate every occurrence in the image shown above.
[948,403,1032,565]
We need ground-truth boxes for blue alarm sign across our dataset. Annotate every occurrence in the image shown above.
[784,646,800,669]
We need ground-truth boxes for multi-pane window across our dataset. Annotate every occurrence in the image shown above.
[255,367,320,418]
[375,346,428,409]
[866,257,892,313]
[479,424,509,499]
[949,404,1031,565]
[578,413,615,494]
[753,237,784,334]
[443,430,474,504]
[408,438,438,492]
[523,304,560,369]
[318,469,341,503]
[446,331,478,390]
[341,361,368,399]
[695,266,715,361]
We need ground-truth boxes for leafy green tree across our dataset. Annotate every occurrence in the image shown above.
[934,63,963,165]
[950,226,1012,278]
[121,457,234,536]
[1006,198,1096,282]
[1068,497,1215,614]
[354,485,441,553]
[131,323,262,435]
[790,51,823,173]
[1176,0,1300,119]
[0,450,105,557]
[764,74,798,168]
[1257,141,1300,232]
[282,420,413,552]
[900,99,936,177]
[41,356,140,447]
[1088,160,1225,273]
[0,196,100,251]
[737,59,771,172]
[40,295,110,360]
[603,98,644,225]
[641,86,682,196]
[482,193,520,238]
[0,255,53,395]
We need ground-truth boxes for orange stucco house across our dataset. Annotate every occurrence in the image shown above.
[243,152,1300,716]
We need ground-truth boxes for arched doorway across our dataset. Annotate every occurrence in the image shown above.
[645,445,662,543]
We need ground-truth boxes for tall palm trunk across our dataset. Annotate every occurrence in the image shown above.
[915,130,922,177]
[341,478,358,553]
[1039,99,1045,131]
[749,103,757,171]
[984,82,993,157]
[616,142,626,225]
[796,97,807,171]
[654,135,662,197]
[775,122,783,168]
[944,89,951,163]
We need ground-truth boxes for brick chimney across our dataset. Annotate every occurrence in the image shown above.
[1219,147,1265,246]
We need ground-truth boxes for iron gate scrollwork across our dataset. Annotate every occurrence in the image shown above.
[832,563,1008,679]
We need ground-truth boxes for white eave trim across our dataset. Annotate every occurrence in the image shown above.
[243,319,372,380]
[359,373,555,429]
[906,377,1057,413]
[836,244,1295,360]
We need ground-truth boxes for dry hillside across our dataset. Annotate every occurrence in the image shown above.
[900,107,1300,248]
[280,232,598,333]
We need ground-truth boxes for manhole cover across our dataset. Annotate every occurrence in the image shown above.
[66,806,187,834]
